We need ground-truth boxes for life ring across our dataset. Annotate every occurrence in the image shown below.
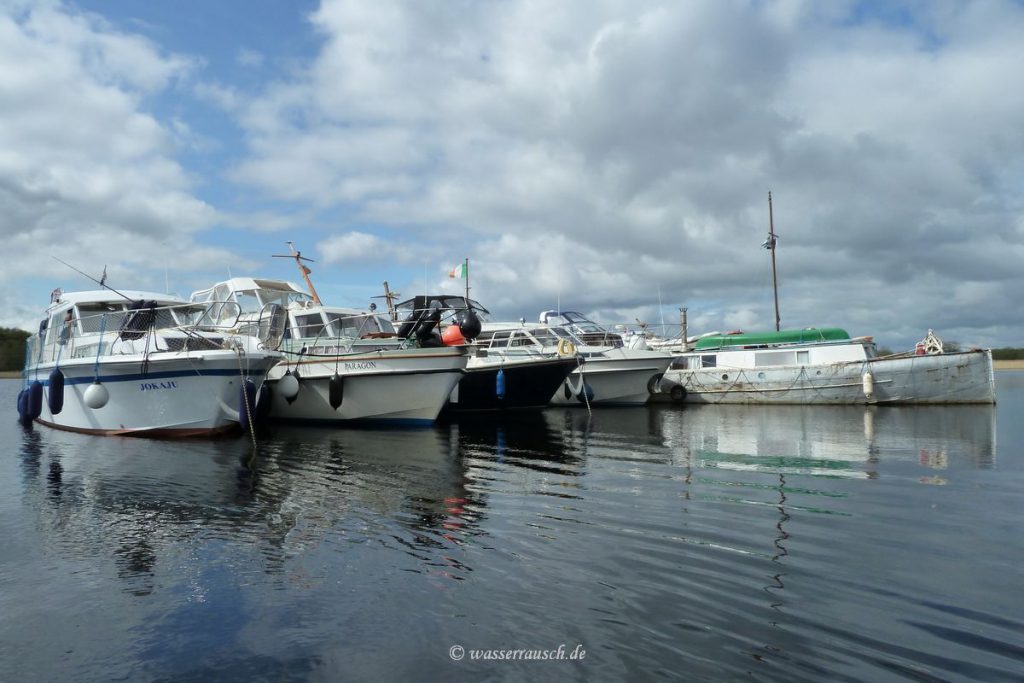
[556,339,576,357]
[669,385,687,402]
[647,373,664,395]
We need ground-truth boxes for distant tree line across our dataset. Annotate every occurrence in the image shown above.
[0,328,30,371]
[993,348,1024,360]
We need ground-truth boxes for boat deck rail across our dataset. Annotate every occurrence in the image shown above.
[24,301,270,366]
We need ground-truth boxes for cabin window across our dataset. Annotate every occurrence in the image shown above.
[508,331,536,347]
[45,311,74,345]
[796,350,810,364]
[325,313,369,338]
[214,285,231,303]
[670,356,692,370]
[755,351,796,367]
[235,291,261,313]
[532,329,560,346]
[172,305,208,327]
[489,331,511,348]
[701,355,717,368]
[76,303,126,333]
[295,313,326,338]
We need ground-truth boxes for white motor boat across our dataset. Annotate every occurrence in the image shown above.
[17,289,281,436]
[394,295,579,412]
[191,278,468,425]
[490,311,673,406]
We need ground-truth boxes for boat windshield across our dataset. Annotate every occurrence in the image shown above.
[528,328,561,346]
[546,326,582,344]
[325,312,395,338]
[258,289,314,308]
[71,301,206,335]
[543,311,604,333]
[395,296,492,322]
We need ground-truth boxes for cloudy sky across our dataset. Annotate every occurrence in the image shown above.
[2,0,1022,349]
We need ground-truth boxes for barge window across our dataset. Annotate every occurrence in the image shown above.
[755,351,796,367]
[701,355,717,368]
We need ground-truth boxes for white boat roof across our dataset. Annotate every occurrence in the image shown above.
[194,277,378,317]
[195,277,308,297]
[51,290,189,307]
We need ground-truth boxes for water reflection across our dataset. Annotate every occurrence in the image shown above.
[672,404,997,481]
[12,423,487,593]
[5,377,1021,681]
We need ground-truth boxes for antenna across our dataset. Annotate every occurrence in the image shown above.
[658,287,665,336]
[273,241,321,305]
[52,257,132,301]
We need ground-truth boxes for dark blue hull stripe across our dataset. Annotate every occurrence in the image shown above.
[27,368,267,386]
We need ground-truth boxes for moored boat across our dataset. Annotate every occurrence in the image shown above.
[393,295,579,412]
[17,289,281,436]
[654,328,996,405]
[534,311,673,406]
[192,277,468,425]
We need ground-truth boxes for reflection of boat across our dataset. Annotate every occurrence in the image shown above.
[656,328,996,405]
[444,411,578,472]
[674,404,997,477]
[19,289,279,436]
[15,421,482,591]
[192,277,468,425]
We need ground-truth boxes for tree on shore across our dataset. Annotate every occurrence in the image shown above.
[0,328,30,371]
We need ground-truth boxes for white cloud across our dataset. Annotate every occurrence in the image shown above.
[318,231,429,266]
[216,0,1024,348]
[236,47,263,68]
[5,0,1024,351]
[0,3,218,327]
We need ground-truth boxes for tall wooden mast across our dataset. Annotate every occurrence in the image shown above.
[273,241,321,305]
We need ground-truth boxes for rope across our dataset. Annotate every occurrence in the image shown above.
[236,344,258,451]
[92,314,107,381]
[576,355,592,415]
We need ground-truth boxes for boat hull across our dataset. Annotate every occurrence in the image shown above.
[445,355,579,412]
[27,351,278,436]
[550,352,672,406]
[266,348,467,424]
[657,350,996,404]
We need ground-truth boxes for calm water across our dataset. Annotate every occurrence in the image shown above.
[2,375,1023,682]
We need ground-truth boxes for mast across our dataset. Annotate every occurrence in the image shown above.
[765,191,781,331]
[378,280,399,320]
[680,306,688,351]
[464,257,470,302]
[273,242,321,305]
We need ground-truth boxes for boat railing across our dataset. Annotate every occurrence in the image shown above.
[27,301,246,365]
[279,311,407,358]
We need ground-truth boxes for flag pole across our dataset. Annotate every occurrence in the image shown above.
[464,257,470,301]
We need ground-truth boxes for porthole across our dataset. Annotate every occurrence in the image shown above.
[721,374,729,381]
[758,372,766,379]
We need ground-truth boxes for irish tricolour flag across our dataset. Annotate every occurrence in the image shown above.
[449,262,468,279]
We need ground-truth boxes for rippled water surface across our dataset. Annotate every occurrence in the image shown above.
[2,375,1023,681]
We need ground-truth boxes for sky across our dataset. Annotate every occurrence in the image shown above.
[2,0,1022,350]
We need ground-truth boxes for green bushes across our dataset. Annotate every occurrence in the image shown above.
[0,328,30,371]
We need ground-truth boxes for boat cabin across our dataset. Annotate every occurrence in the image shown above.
[669,328,877,370]
[192,278,397,349]
[31,289,218,363]
[538,310,625,348]
[394,295,492,323]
